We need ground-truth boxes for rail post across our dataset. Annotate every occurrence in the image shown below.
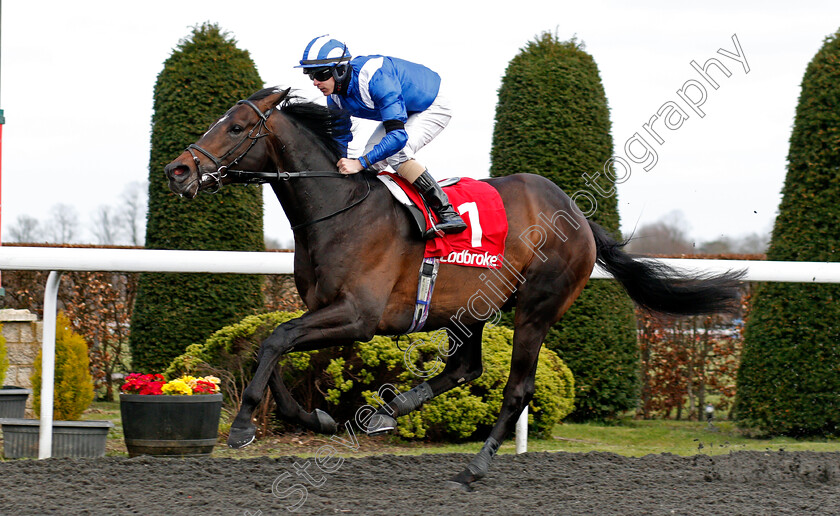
[38,271,63,459]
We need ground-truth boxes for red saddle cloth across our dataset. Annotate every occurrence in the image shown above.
[378,172,508,268]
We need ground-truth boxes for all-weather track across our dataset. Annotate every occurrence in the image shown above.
[0,450,839,514]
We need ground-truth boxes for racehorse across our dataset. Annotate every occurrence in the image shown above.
[164,86,743,491]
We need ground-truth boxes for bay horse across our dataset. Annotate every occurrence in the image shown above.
[164,86,743,491]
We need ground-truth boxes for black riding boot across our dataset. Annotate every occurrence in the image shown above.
[413,170,467,236]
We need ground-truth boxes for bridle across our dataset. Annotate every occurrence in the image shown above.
[185,99,274,193]
[185,97,371,230]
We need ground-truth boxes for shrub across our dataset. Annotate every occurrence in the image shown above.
[392,325,575,439]
[63,272,136,402]
[637,310,743,420]
[490,32,638,421]
[31,312,95,420]
[734,29,840,436]
[169,312,575,440]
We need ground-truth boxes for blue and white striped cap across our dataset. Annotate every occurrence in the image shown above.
[296,35,351,68]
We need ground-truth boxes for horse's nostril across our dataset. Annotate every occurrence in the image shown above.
[166,164,190,179]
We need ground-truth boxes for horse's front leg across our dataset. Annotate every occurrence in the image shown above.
[227,303,378,448]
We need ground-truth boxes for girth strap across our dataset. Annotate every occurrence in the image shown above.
[406,257,440,333]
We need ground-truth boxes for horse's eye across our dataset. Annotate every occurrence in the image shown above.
[230,125,244,135]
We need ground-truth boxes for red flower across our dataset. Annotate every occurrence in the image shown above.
[192,380,218,394]
[121,373,166,395]
[139,382,164,395]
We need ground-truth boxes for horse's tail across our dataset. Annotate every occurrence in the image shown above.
[588,220,745,315]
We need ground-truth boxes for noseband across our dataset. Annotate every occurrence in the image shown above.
[186,100,273,193]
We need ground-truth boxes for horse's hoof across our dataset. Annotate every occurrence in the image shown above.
[227,425,256,449]
[365,414,397,436]
[444,480,473,493]
[315,409,338,434]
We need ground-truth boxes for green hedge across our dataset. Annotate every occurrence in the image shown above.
[130,23,266,372]
[490,32,638,420]
[168,312,575,440]
[734,29,840,436]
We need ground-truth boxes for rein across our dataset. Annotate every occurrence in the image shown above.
[227,167,372,231]
[188,98,372,230]
[290,174,372,230]
[226,169,346,183]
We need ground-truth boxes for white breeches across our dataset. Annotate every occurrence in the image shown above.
[363,85,453,172]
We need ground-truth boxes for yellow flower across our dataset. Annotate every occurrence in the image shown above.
[161,379,193,395]
[203,376,221,385]
[179,375,198,388]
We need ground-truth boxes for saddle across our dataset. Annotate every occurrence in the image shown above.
[377,172,461,236]
[376,172,508,269]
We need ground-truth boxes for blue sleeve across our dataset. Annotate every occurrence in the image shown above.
[327,96,351,158]
[360,65,410,166]
[362,128,408,166]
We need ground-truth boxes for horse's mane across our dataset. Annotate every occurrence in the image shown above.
[248,87,349,161]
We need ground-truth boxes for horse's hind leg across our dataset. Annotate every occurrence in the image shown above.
[445,321,543,491]
[366,322,485,434]
[267,370,337,433]
[447,262,588,491]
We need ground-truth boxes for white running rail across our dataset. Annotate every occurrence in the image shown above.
[2,246,838,458]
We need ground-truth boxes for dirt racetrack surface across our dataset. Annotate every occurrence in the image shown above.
[1,450,839,515]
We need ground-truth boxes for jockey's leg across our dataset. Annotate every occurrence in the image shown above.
[363,92,464,235]
[403,160,467,235]
[365,322,484,435]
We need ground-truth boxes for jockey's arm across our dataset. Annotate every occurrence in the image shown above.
[355,71,410,170]
[338,118,407,174]
[327,96,352,157]
[337,65,411,173]
[328,96,361,174]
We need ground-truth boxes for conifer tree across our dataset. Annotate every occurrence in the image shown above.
[491,33,638,420]
[734,29,840,436]
[130,23,265,372]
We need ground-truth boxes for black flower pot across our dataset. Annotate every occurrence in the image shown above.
[119,393,223,457]
[0,386,31,418]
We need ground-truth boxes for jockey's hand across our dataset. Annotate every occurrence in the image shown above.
[337,158,364,175]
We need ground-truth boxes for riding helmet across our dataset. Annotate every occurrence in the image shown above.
[297,35,352,85]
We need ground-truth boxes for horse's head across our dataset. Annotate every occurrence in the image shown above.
[164,87,292,198]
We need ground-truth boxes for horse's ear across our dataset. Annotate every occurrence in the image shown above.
[252,86,292,114]
[268,86,292,108]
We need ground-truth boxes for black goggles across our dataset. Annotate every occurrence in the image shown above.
[305,67,333,82]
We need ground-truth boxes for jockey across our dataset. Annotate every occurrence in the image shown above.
[297,35,467,236]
